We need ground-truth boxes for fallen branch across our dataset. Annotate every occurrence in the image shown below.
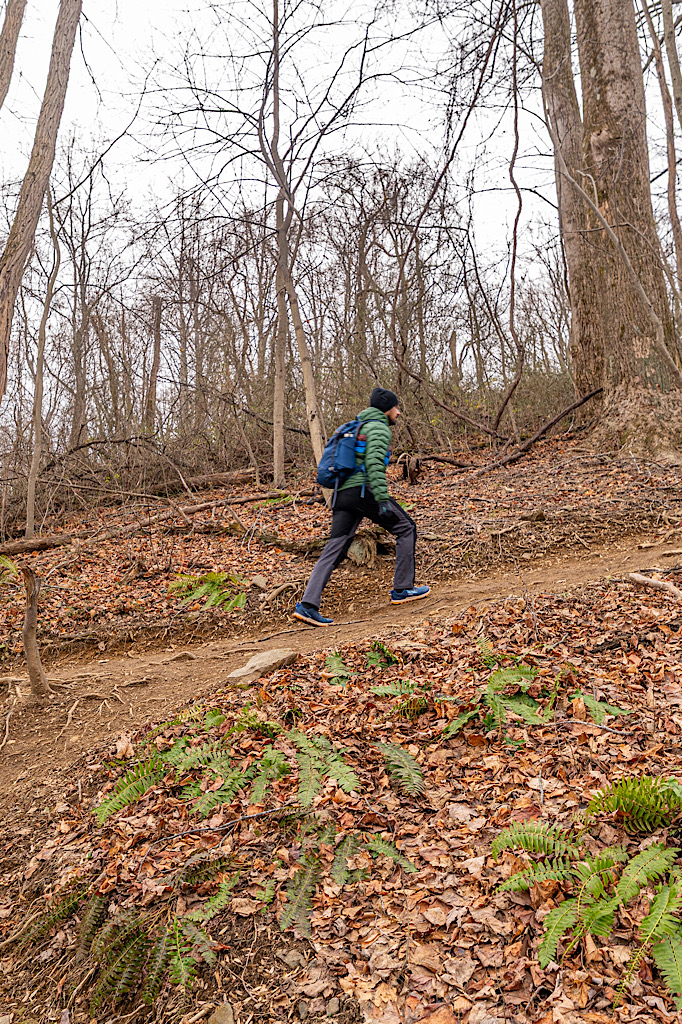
[627,572,682,600]
[0,490,314,556]
[469,389,604,478]
[420,454,473,469]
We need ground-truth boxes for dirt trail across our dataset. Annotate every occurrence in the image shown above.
[0,529,674,806]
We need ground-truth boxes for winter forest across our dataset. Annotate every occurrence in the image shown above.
[6,1,682,1023]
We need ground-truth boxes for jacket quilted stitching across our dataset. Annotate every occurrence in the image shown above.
[337,406,392,501]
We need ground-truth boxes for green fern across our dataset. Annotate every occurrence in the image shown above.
[164,738,230,772]
[23,885,85,944]
[652,933,682,1007]
[179,919,219,964]
[376,742,424,796]
[291,731,359,806]
[443,707,480,736]
[179,850,234,885]
[366,641,398,668]
[167,919,197,989]
[498,693,545,725]
[190,767,254,819]
[280,855,318,937]
[169,571,247,610]
[76,893,108,958]
[573,848,628,902]
[588,776,682,834]
[488,665,537,691]
[141,927,171,1005]
[250,746,289,803]
[295,751,323,806]
[95,758,165,825]
[89,933,150,1010]
[365,835,417,873]
[497,857,574,893]
[324,651,352,686]
[370,679,416,697]
[92,912,145,963]
[203,708,227,730]
[616,844,679,904]
[492,820,581,860]
[331,834,360,884]
[538,899,579,968]
[580,895,621,938]
[572,690,629,725]
[476,634,497,667]
[184,877,240,923]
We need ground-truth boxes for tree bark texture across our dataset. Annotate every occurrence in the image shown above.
[543,0,682,456]
[26,187,60,539]
[0,0,26,110]
[145,296,162,433]
[20,566,51,697]
[0,0,82,406]
[540,0,603,401]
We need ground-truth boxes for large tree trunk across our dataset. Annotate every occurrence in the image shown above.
[540,0,603,403]
[0,0,82,406]
[543,0,682,456]
[0,0,26,110]
[273,195,287,489]
[26,188,60,539]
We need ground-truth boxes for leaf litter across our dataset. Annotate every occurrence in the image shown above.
[4,567,682,1022]
[1,436,681,661]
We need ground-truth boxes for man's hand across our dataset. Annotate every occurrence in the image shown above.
[377,501,395,524]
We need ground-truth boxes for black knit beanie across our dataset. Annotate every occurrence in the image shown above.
[370,387,399,413]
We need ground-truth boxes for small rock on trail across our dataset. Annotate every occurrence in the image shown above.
[226,647,296,683]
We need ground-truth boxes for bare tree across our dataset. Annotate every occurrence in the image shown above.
[541,0,682,454]
[0,0,82,406]
[0,0,26,110]
[25,188,59,539]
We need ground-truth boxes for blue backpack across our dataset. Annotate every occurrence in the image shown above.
[317,417,367,501]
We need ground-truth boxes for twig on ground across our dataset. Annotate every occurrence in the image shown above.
[627,571,682,600]
[57,698,80,739]
[0,909,43,950]
[135,801,303,878]
[557,717,634,735]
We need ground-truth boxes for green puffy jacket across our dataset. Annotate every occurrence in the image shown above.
[337,406,392,502]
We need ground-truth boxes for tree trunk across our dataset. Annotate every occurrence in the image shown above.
[26,187,59,539]
[0,0,26,110]
[145,295,162,433]
[543,0,682,456]
[21,566,52,698]
[662,0,682,136]
[273,197,287,489]
[540,0,603,403]
[0,0,82,406]
[575,0,681,452]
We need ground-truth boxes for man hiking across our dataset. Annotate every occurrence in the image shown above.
[293,387,430,626]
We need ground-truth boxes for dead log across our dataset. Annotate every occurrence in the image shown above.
[0,533,73,555]
[145,468,266,495]
[20,565,52,698]
[0,490,314,556]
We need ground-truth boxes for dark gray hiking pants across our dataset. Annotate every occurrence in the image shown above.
[301,486,417,609]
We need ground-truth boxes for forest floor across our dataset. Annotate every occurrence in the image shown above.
[2,437,682,1024]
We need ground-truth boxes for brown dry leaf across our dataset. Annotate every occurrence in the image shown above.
[115,732,134,758]
[417,1006,458,1023]
[231,897,262,916]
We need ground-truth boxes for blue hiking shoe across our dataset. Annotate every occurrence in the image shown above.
[390,585,431,605]
[293,602,334,626]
